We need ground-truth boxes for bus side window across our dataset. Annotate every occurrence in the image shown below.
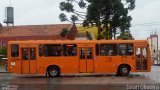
[96,44,99,56]
[43,44,62,57]
[127,44,134,55]
[119,44,133,55]
[100,44,117,56]
[11,44,19,57]
[119,44,127,55]
[100,44,106,56]
[39,44,43,57]
[63,44,77,56]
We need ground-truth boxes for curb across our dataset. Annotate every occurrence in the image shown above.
[0,70,9,73]
[0,69,8,73]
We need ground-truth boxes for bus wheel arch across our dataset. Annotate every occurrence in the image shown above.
[46,65,60,77]
[117,64,131,76]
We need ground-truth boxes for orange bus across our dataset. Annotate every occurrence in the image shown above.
[8,40,151,77]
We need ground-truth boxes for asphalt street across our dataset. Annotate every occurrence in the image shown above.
[0,66,160,90]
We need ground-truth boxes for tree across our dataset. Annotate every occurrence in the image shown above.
[85,0,135,40]
[86,31,93,40]
[59,0,135,40]
[117,30,134,40]
[59,0,87,23]
[60,28,69,37]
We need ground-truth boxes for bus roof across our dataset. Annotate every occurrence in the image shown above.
[8,40,148,44]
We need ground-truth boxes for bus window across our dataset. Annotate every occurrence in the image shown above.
[142,48,147,58]
[96,44,99,56]
[30,48,36,60]
[87,48,92,59]
[142,48,147,70]
[63,44,77,56]
[119,44,133,55]
[136,48,141,70]
[100,44,117,56]
[43,44,62,57]
[128,44,134,55]
[39,44,43,57]
[22,48,29,60]
[80,48,85,59]
[11,44,19,57]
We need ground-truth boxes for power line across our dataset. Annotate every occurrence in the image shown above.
[132,22,160,27]
[130,29,156,31]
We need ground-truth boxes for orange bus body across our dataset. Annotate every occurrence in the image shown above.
[8,40,151,76]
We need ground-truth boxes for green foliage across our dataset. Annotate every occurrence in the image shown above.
[60,28,69,37]
[86,31,93,40]
[59,13,68,22]
[0,47,7,57]
[117,31,134,40]
[59,0,86,23]
[59,2,74,12]
[82,20,89,27]
[70,15,78,23]
[59,0,135,40]
[78,0,86,8]
[85,0,135,39]
[97,34,105,40]
[102,31,107,37]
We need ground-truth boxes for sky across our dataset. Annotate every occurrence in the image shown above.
[0,0,160,41]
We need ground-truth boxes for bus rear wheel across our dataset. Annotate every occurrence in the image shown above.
[118,65,130,76]
[47,66,60,77]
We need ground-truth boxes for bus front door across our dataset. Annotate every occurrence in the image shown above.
[79,48,94,73]
[136,47,148,71]
[21,48,37,74]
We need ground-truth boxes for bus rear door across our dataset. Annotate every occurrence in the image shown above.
[135,46,148,71]
[21,48,37,74]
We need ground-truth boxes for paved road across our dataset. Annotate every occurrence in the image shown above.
[0,66,160,90]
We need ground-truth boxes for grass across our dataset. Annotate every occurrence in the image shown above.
[77,25,98,39]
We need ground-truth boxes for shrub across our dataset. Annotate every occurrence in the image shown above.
[0,47,7,57]
[60,28,69,37]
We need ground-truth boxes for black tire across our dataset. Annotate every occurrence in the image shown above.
[47,66,60,77]
[116,71,120,76]
[119,65,130,76]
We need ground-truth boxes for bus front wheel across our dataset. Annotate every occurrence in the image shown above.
[47,66,60,77]
[118,65,130,76]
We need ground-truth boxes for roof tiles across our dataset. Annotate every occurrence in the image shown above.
[0,24,72,37]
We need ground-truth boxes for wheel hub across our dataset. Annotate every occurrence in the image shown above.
[122,68,128,73]
[50,69,57,76]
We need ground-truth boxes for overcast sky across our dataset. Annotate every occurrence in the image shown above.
[0,0,160,41]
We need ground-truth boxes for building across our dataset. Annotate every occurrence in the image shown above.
[0,24,77,48]
[147,31,158,64]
